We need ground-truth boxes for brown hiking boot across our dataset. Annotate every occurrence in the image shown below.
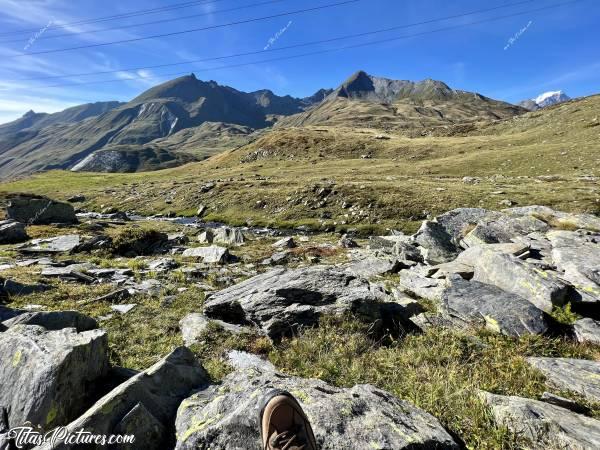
[259,389,318,450]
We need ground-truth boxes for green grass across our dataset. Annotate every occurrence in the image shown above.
[268,317,600,449]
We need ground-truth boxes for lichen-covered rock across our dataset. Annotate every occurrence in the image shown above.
[0,219,28,244]
[434,207,490,246]
[36,347,209,450]
[440,276,550,336]
[0,325,108,430]
[505,205,600,232]
[6,194,77,225]
[203,266,405,339]
[457,244,569,312]
[397,270,447,302]
[481,391,600,449]
[526,357,600,403]
[175,369,459,450]
[345,256,403,278]
[547,230,600,303]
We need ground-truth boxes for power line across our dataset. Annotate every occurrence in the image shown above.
[11,0,363,58]
[0,0,290,45]
[0,0,232,37]
[5,0,547,82]
[8,0,581,91]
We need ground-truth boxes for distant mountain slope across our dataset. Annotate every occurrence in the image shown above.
[518,90,571,110]
[0,74,320,180]
[277,71,525,129]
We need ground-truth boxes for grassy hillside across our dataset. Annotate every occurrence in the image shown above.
[1,94,598,233]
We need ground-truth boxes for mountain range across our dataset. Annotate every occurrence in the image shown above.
[0,71,528,180]
[518,90,571,111]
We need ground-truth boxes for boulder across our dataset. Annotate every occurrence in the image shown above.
[213,227,245,246]
[338,234,358,248]
[35,347,209,450]
[434,207,490,246]
[1,278,50,297]
[547,230,600,303]
[0,220,28,244]
[272,236,295,249]
[2,310,97,332]
[175,369,458,450]
[6,194,77,225]
[180,313,248,346]
[345,257,403,278]
[526,357,600,402]
[203,266,404,339]
[439,276,550,336]
[182,245,230,264]
[197,229,214,244]
[0,325,108,430]
[573,318,600,345]
[414,221,458,264]
[18,234,81,254]
[481,391,600,449]
[540,392,592,415]
[457,244,569,312]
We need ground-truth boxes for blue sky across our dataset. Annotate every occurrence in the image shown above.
[0,0,598,123]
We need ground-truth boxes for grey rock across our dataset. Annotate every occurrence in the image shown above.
[203,266,401,339]
[435,207,490,246]
[261,251,289,266]
[540,392,592,415]
[346,257,403,278]
[458,245,568,312]
[67,195,85,203]
[6,194,77,225]
[338,234,358,248]
[397,270,447,302]
[196,204,207,217]
[197,229,214,244]
[440,276,550,336]
[81,288,131,305]
[127,278,163,296]
[182,245,230,264]
[111,304,137,314]
[180,313,248,346]
[226,350,275,372]
[2,310,97,332]
[393,241,423,262]
[175,369,458,450]
[113,402,166,449]
[213,227,245,246]
[0,325,108,429]
[148,257,178,271]
[36,347,209,450]
[527,357,600,402]
[0,220,28,244]
[272,236,295,249]
[481,391,600,449]
[547,230,600,303]
[414,221,458,264]
[573,318,600,345]
[428,260,474,280]
[19,234,81,254]
[505,205,600,232]
[167,232,189,246]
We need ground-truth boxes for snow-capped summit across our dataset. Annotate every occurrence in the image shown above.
[519,90,571,110]
[534,90,570,107]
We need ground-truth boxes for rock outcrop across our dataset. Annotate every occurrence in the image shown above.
[175,369,459,449]
[6,194,77,224]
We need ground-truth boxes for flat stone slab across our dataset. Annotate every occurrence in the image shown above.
[526,357,600,403]
[481,391,600,449]
[175,369,459,450]
[19,235,80,254]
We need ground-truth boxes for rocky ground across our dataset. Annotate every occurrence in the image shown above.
[1,194,600,449]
